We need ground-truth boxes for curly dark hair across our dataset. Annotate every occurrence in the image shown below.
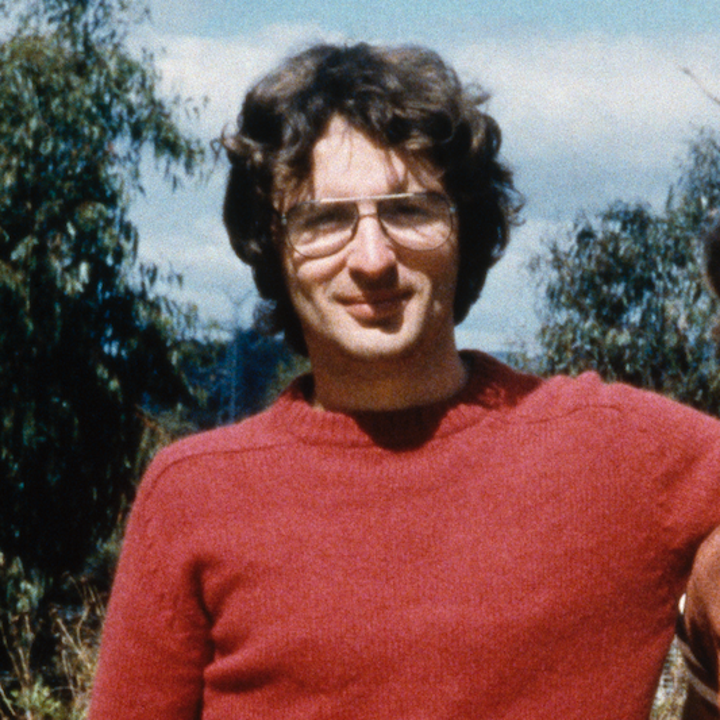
[222,42,523,355]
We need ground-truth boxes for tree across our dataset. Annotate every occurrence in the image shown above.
[531,132,720,415]
[0,0,205,577]
[181,328,299,428]
[149,327,302,433]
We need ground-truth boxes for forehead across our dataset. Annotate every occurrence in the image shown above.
[289,116,444,205]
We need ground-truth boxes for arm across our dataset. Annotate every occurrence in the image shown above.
[88,460,213,720]
[680,527,720,720]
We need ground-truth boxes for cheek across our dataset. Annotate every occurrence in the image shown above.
[283,252,346,305]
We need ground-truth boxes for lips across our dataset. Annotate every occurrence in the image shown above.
[338,291,411,323]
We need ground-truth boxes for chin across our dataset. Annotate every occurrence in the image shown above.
[303,302,452,365]
[336,324,429,362]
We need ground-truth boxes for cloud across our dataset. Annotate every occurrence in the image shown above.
[451,32,720,214]
[135,23,343,139]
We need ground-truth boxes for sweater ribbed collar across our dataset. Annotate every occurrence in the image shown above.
[268,351,542,450]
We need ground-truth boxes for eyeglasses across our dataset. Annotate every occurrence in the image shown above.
[280,192,456,259]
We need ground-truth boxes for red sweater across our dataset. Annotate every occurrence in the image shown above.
[90,352,720,720]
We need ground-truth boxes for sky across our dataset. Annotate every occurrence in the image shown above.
[127,0,720,352]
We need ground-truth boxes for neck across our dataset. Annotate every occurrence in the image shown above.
[308,343,468,413]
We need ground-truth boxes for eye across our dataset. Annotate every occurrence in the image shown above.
[380,195,439,228]
[291,202,356,235]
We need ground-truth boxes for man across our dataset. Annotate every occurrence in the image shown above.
[89,43,720,719]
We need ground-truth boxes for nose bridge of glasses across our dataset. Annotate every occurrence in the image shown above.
[352,199,391,240]
[354,196,382,220]
[345,202,400,267]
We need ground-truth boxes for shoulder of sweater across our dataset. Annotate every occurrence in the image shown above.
[138,391,302,489]
[462,351,628,417]
[464,351,719,431]
[521,365,720,441]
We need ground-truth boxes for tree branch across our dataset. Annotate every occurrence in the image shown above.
[682,67,720,108]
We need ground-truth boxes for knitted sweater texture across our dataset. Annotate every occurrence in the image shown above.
[90,352,720,719]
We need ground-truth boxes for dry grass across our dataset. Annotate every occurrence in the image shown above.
[652,639,689,720]
[0,568,104,720]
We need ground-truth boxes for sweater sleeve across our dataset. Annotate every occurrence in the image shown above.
[88,451,214,720]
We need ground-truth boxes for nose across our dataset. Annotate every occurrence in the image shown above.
[345,212,397,278]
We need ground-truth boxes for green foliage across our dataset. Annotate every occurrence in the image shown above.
[0,0,205,577]
[176,329,302,429]
[531,132,720,414]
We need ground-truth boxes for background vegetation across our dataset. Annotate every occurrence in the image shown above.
[0,0,300,716]
[530,129,720,414]
[0,0,205,579]
[0,0,717,717]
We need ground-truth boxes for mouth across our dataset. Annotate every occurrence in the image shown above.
[338,291,411,323]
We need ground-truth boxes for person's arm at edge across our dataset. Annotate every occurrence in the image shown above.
[681,527,720,720]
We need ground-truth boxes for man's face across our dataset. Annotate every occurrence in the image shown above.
[279,115,459,368]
